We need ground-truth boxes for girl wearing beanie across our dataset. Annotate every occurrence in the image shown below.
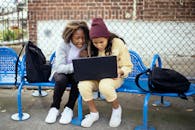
[45,21,90,124]
[78,18,132,127]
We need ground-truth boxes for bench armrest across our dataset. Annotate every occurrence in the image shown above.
[150,54,162,69]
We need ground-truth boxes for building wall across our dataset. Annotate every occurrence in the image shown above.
[27,0,195,78]
[28,0,195,43]
[138,0,195,21]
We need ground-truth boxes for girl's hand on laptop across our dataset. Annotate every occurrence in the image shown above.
[117,69,124,78]
[113,69,124,80]
[79,50,88,57]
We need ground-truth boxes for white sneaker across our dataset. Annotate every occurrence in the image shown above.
[81,112,99,127]
[109,105,122,127]
[59,107,73,124]
[45,107,59,124]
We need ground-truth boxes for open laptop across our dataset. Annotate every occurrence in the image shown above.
[72,56,117,81]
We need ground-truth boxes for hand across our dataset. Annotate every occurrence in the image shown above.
[79,50,88,57]
[117,68,124,78]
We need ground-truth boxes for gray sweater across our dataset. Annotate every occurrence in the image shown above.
[49,41,86,81]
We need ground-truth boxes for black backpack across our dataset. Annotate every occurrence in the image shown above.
[135,67,191,99]
[25,41,51,82]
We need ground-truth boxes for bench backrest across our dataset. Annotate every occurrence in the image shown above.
[129,50,147,77]
[0,47,21,85]
[117,50,148,93]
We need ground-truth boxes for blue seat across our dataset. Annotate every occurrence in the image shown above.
[0,47,21,86]
[72,50,195,130]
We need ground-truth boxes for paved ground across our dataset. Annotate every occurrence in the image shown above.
[0,88,195,130]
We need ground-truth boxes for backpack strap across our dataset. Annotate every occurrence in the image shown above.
[178,92,188,100]
[135,69,151,92]
[15,42,26,87]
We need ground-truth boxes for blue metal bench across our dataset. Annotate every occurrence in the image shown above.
[72,50,195,130]
[0,47,21,86]
[2,47,194,129]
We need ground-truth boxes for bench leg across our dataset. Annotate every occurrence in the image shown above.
[32,86,48,97]
[152,96,171,107]
[71,94,83,125]
[135,93,155,130]
[11,82,30,121]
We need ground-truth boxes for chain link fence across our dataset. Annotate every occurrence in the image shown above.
[0,0,27,44]
[0,0,195,80]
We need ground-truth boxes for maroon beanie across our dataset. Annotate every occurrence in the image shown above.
[90,18,110,39]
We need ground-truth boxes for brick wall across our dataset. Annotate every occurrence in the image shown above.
[138,0,195,21]
[28,0,195,43]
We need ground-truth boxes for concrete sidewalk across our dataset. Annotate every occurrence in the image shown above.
[0,88,195,130]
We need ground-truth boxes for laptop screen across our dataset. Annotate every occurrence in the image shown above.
[72,56,117,81]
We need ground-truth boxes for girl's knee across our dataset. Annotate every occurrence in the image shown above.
[54,73,67,86]
[78,81,94,101]
[99,82,117,102]
[99,79,114,92]
[55,78,66,87]
[78,81,94,95]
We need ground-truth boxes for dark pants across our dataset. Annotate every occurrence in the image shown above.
[50,72,79,110]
